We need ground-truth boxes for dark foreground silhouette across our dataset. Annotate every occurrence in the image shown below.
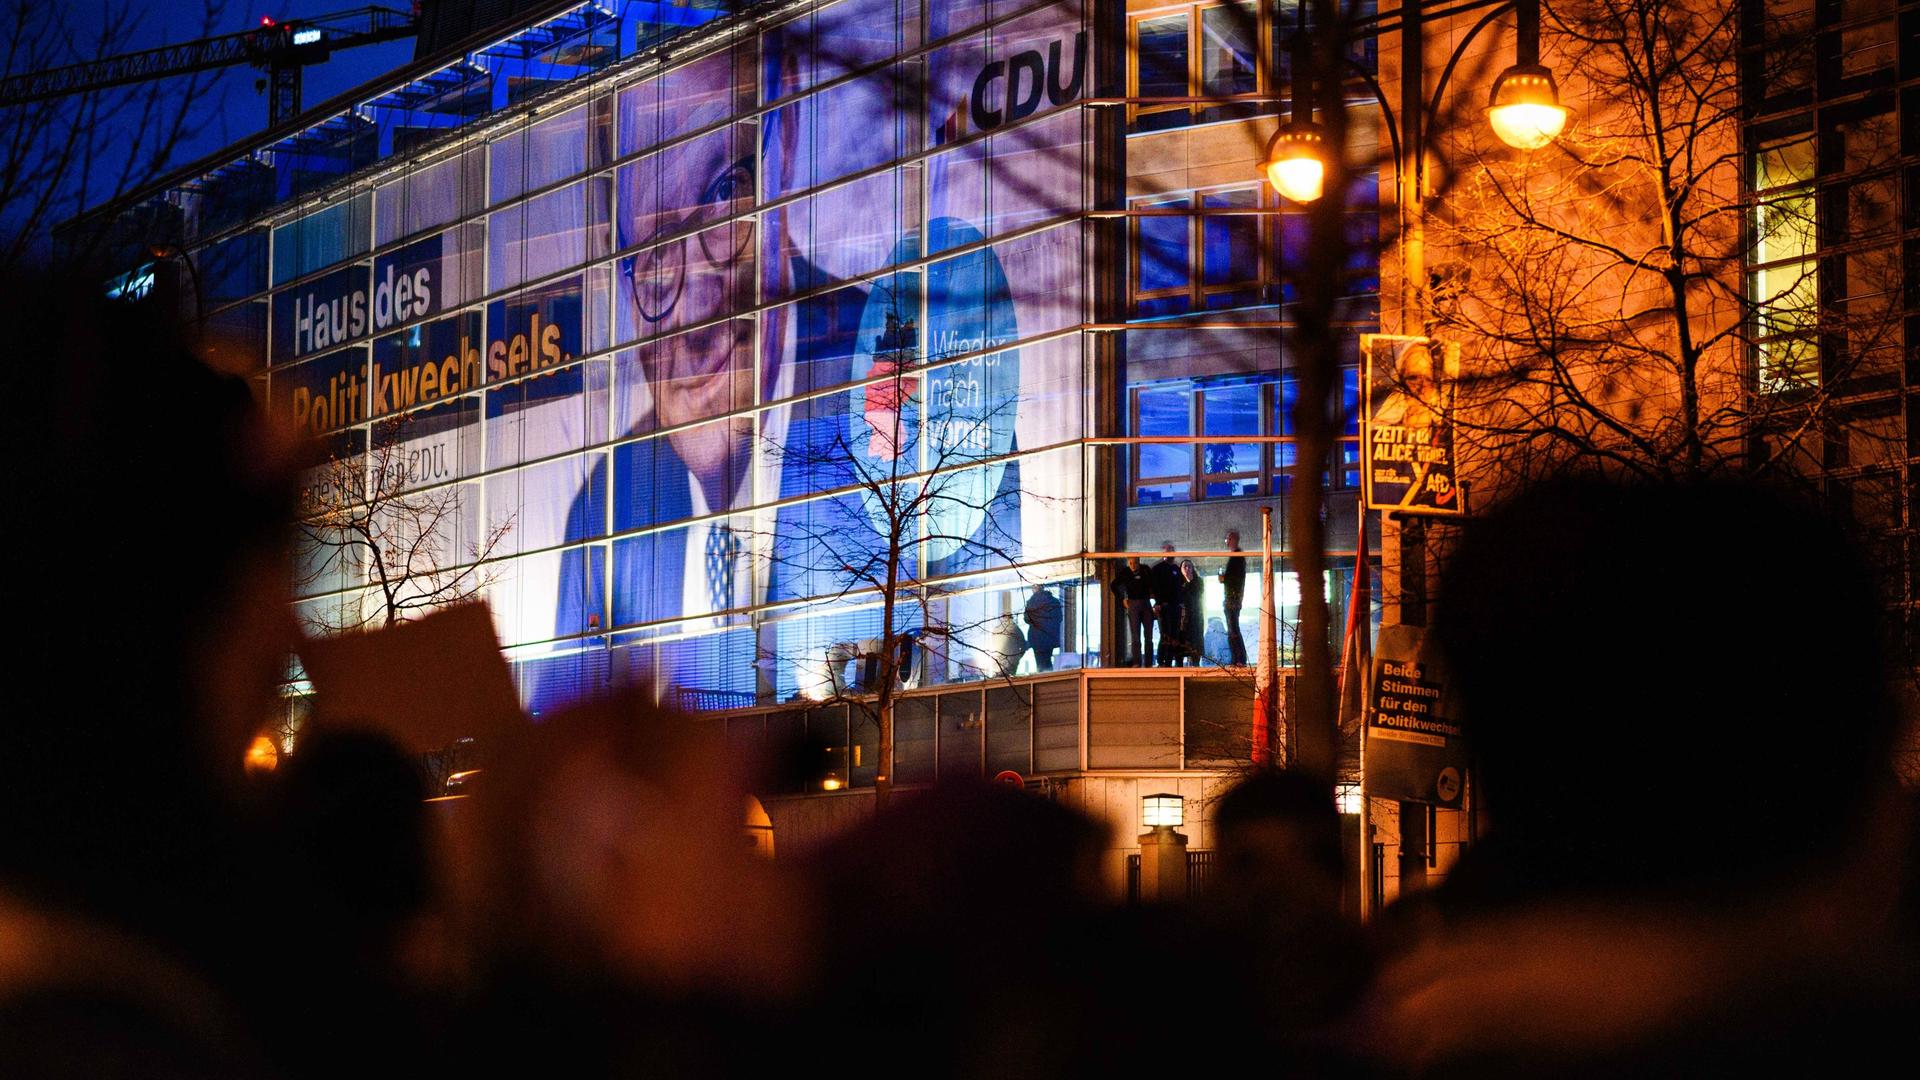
[1,279,1914,1078]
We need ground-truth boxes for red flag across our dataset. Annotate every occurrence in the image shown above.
[1253,506,1278,766]
[1337,505,1372,737]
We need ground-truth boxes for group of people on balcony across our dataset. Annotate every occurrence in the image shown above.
[1110,531,1248,668]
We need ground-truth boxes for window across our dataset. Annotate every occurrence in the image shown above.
[1201,381,1261,496]
[1129,2,1377,134]
[1839,8,1896,81]
[1132,184,1266,316]
[1130,179,1376,317]
[1129,3,1261,133]
[1130,371,1362,505]
[1134,383,1194,502]
[1753,0,1814,100]
[1270,0,1377,100]
[1750,132,1819,392]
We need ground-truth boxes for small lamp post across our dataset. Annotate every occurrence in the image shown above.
[1137,791,1189,902]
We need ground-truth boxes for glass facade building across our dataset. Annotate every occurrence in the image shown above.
[89,0,1380,726]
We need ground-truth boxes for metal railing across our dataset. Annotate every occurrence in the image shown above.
[1125,849,1217,903]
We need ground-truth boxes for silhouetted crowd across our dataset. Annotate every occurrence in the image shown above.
[3,280,1917,1078]
[1111,531,1250,668]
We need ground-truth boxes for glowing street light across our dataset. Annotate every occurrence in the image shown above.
[243,733,279,776]
[1486,1,1568,150]
[1266,0,1569,205]
[1265,121,1328,204]
[1486,66,1568,150]
[1264,16,1325,204]
[1141,792,1185,828]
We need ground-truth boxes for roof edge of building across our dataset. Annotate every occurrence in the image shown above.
[64,0,794,240]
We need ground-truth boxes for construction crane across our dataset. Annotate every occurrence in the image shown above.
[0,6,418,128]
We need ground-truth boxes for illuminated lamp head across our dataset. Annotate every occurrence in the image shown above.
[1264,121,1327,204]
[243,733,279,776]
[1486,63,1569,151]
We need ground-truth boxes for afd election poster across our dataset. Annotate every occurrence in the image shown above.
[1365,624,1467,807]
[1361,334,1462,515]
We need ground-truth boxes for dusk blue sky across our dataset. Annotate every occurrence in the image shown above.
[44,1,420,229]
[93,0,418,162]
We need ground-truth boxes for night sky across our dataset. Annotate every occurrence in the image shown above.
[55,1,421,219]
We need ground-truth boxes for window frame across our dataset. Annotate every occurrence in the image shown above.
[1128,372,1363,506]
[1749,129,1821,394]
[1126,1,1270,133]
[1129,182,1273,316]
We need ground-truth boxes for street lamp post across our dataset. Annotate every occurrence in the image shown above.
[1262,0,1569,207]
[1485,0,1570,151]
[1256,0,1568,913]
[1266,11,1328,204]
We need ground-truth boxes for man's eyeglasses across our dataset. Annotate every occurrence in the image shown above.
[623,154,755,325]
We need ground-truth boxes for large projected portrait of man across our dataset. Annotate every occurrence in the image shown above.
[572,2,1089,698]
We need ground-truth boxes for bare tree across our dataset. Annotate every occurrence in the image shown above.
[1419,0,1897,496]
[755,283,1062,810]
[2,1,229,272]
[297,413,515,633]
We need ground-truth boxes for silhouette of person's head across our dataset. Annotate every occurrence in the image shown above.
[1213,769,1344,911]
[1432,476,1899,902]
[270,729,431,953]
[0,274,296,948]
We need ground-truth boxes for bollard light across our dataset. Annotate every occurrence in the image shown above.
[1141,791,1185,828]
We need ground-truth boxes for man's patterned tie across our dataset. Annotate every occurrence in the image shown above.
[704,523,740,613]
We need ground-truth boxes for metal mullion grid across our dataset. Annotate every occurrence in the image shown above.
[1193,183,1267,310]
[1118,198,1298,314]
[1126,8,1191,131]
[659,552,1090,697]
[1111,434,1362,487]
[1125,0,1327,132]
[262,106,605,305]
[588,0,1084,220]
[323,317,1093,532]
[451,109,1094,391]
[1127,193,1193,310]
[655,545,1092,631]
[685,426,1091,575]
[539,430,1098,650]
[227,3,1093,329]
[1127,384,1189,501]
[123,0,1218,262]
[477,140,499,627]
[1195,378,1265,495]
[282,2,1107,643]
[601,214,1093,412]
